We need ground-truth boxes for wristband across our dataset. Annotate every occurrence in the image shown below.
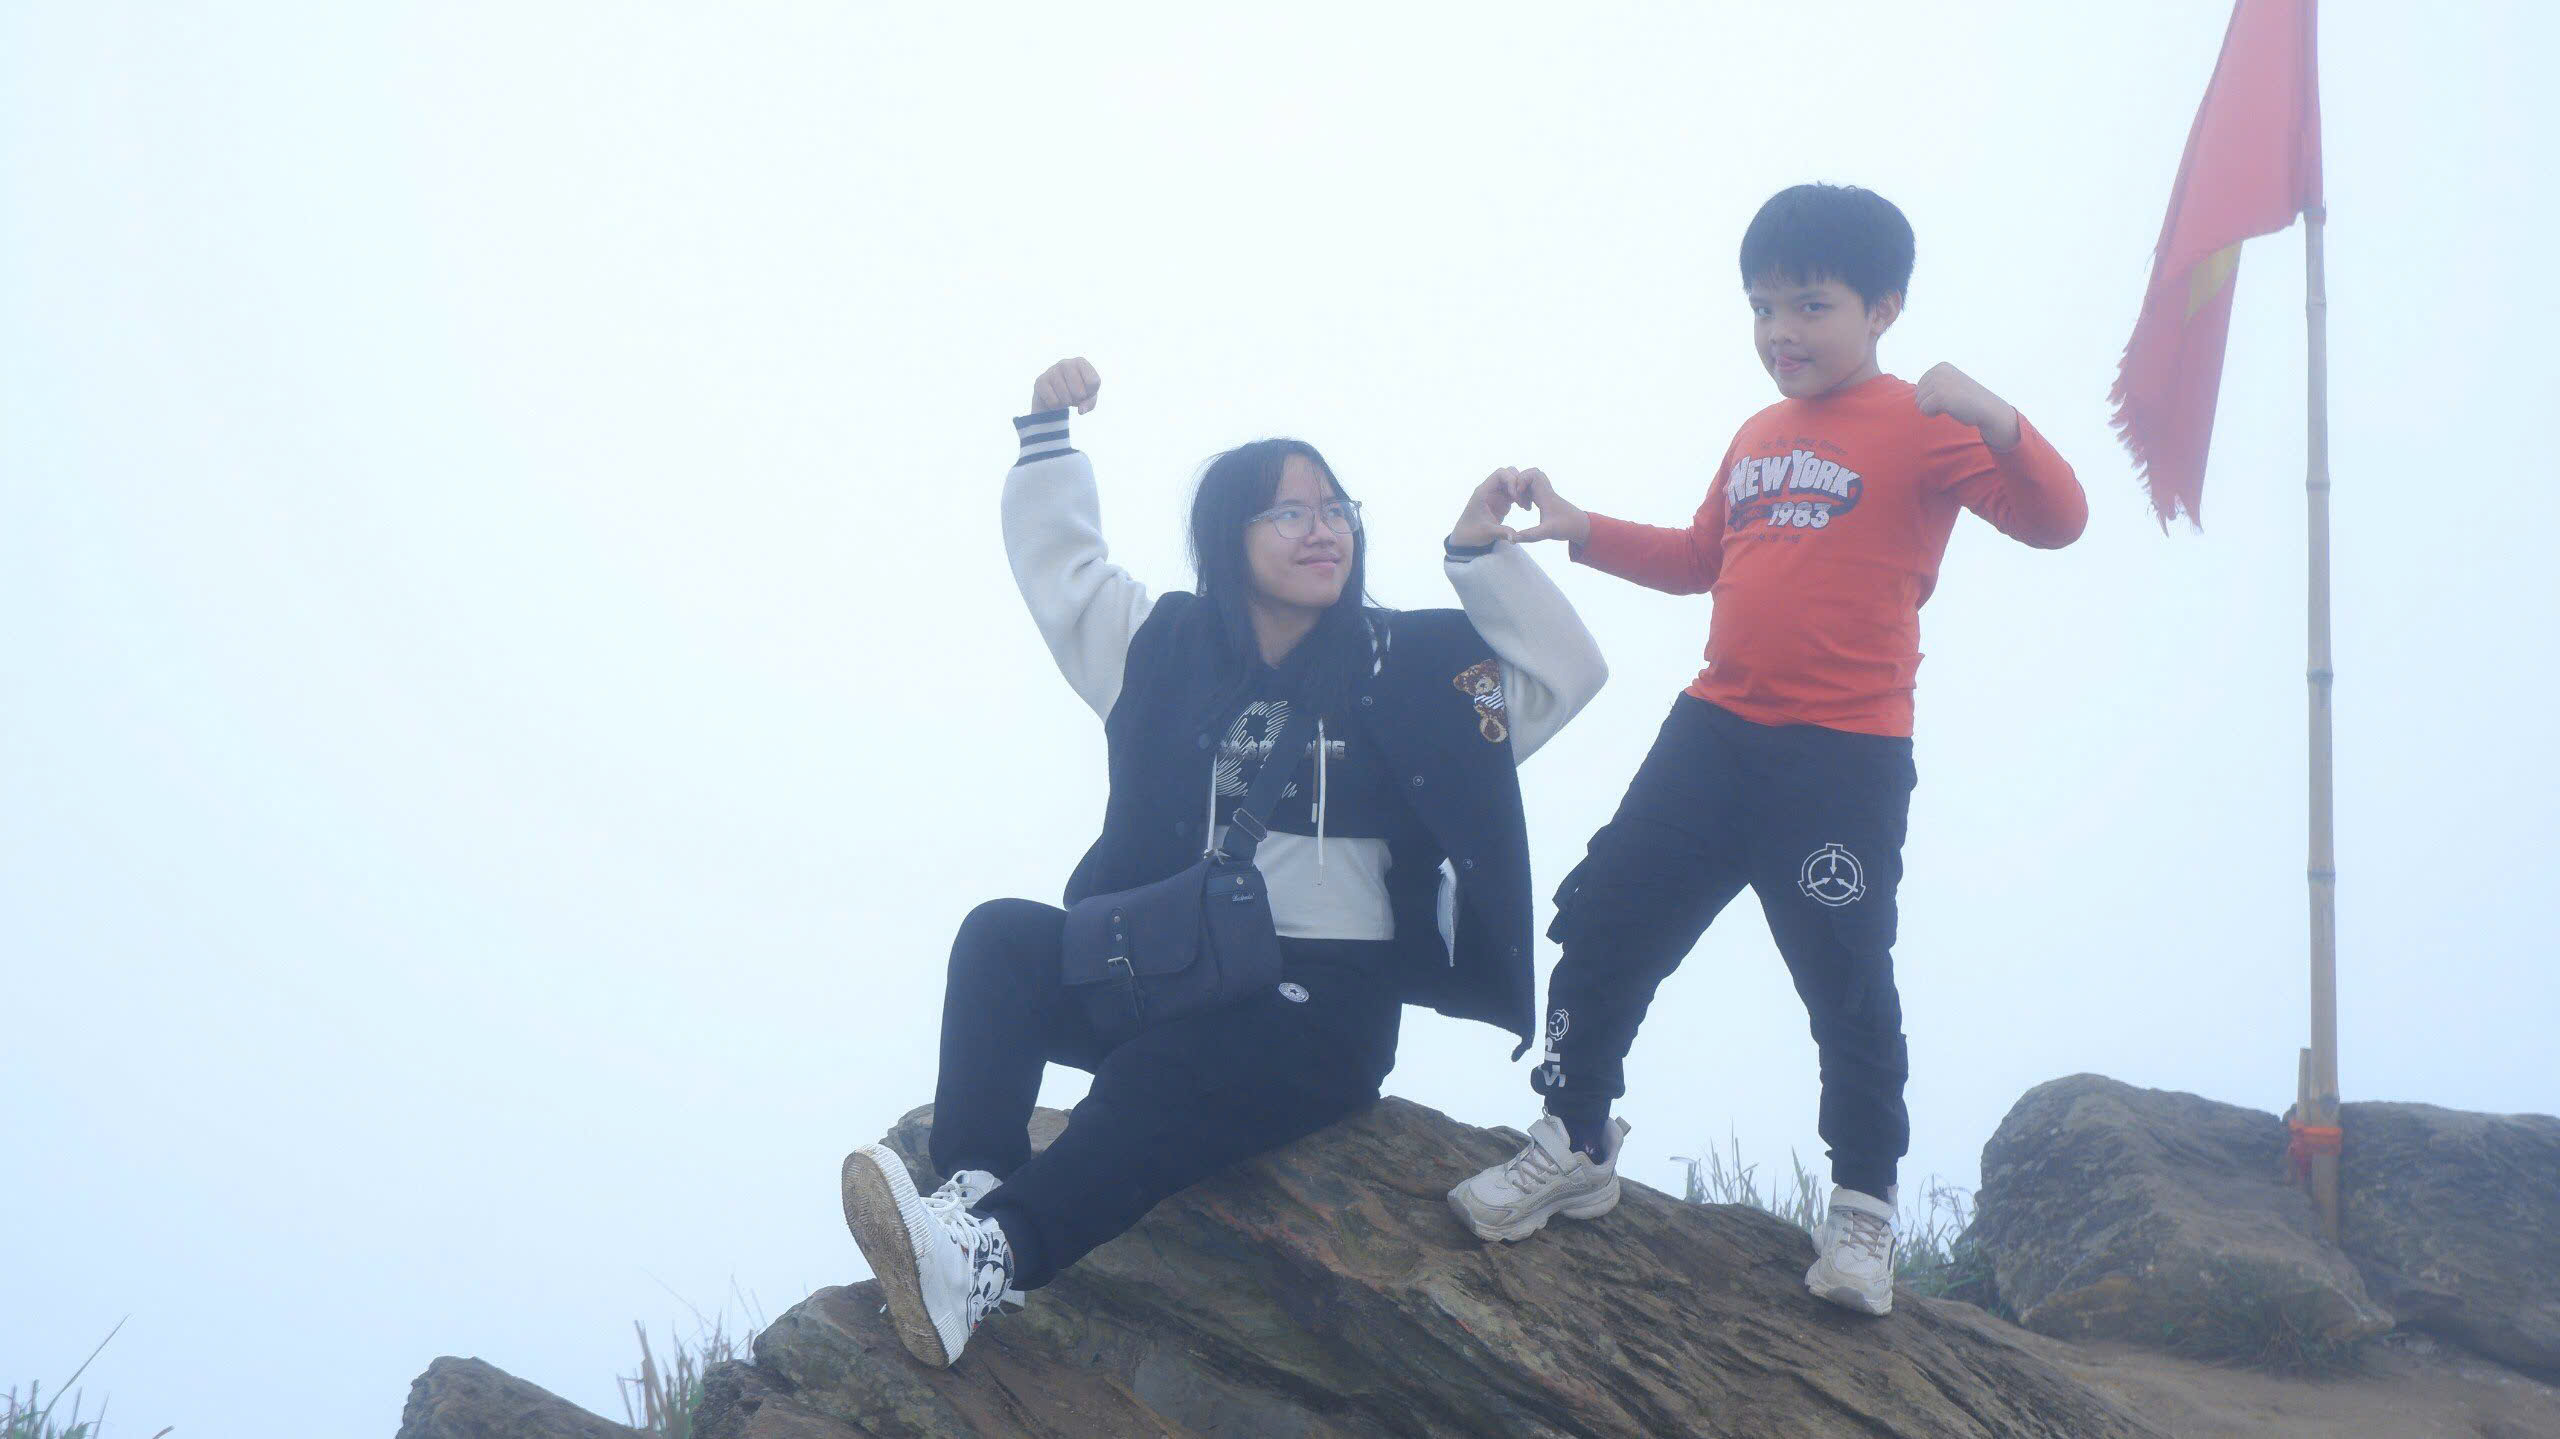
[1443,537,1500,560]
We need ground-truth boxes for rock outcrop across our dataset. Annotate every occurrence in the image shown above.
[399,1078,2560,1435]
[1969,1074,2392,1360]
[396,1356,642,1439]
[1970,1075,2560,1377]
[692,1096,2161,1438]
[2341,1100,2560,1376]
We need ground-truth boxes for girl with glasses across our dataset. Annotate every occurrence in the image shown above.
[840,356,1607,1367]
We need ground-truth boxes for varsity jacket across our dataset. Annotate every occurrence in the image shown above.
[1002,410,1607,1055]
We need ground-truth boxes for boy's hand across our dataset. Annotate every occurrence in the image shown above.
[1509,469,1591,546]
[1031,357,1101,414]
[1915,362,2021,451]
[1450,467,1528,548]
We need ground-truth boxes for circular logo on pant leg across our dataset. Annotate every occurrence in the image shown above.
[1278,982,1310,1003]
[1798,842,1867,907]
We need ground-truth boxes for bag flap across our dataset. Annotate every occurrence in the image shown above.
[1062,859,1253,985]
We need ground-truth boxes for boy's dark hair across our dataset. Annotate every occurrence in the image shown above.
[1738,184,1915,308]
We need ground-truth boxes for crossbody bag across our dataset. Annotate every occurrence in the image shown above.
[1059,705,1319,1045]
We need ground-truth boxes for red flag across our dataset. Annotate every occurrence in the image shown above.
[2112,0,2324,529]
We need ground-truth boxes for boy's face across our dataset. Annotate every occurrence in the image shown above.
[1748,275,1901,399]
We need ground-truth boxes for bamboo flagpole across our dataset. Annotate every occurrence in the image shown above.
[2106,0,2334,1235]
[2300,207,2341,1240]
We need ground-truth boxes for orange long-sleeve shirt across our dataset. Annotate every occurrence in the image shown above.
[1574,373,2086,737]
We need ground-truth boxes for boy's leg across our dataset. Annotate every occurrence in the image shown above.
[1742,727,1917,1201]
[1535,696,1754,1151]
[929,898,1111,1182]
[974,957,1399,1290]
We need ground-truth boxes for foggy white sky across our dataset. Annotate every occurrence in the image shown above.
[5,3,2555,1433]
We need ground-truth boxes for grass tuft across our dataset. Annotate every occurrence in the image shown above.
[2149,1264,2371,1377]
[617,1286,768,1438]
[4,1319,171,1439]
[1675,1132,2001,1310]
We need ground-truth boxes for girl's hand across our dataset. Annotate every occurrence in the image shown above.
[1451,467,1531,548]
[1031,357,1101,414]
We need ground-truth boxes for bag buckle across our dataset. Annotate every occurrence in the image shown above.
[1107,953,1142,1019]
[1227,808,1268,844]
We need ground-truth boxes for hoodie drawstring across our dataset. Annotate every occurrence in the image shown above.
[1203,746,1219,858]
[1316,717,1327,876]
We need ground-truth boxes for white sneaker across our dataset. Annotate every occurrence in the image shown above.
[840,1147,1016,1366]
[1448,1113,1631,1242]
[1805,1184,1899,1316]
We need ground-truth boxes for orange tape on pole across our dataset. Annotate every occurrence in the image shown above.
[2287,1121,2343,1183]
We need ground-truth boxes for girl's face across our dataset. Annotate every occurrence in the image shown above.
[1244,455,1355,614]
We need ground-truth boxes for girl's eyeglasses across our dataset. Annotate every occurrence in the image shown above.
[1247,500,1362,540]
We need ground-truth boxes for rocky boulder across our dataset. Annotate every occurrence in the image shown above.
[2341,1100,2560,1376]
[1969,1074,2392,1362]
[694,1096,2162,1438]
[396,1356,641,1439]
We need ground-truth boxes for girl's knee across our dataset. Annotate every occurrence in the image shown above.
[949,898,1060,981]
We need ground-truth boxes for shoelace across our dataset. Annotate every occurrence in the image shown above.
[926,1173,994,1209]
[1832,1205,1896,1265]
[1502,1136,1568,1189]
[924,1178,1023,1313]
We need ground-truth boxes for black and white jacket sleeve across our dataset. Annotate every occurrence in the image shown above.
[1001,409,1154,719]
[1442,544,1608,761]
[1004,406,1605,751]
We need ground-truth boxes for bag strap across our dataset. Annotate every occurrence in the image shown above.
[1213,705,1322,864]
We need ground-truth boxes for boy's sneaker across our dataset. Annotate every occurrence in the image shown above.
[1448,1113,1632,1242]
[1804,1184,1898,1316]
[840,1147,1016,1366]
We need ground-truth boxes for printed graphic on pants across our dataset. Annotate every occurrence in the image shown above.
[1537,1007,1570,1088]
[1798,842,1867,907]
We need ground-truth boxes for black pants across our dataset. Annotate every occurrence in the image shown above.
[1534,695,1916,1197]
[930,898,1402,1290]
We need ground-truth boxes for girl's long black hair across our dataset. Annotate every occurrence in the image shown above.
[1187,438,1383,728]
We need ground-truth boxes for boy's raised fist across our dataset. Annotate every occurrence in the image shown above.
[1914,362,2021,452]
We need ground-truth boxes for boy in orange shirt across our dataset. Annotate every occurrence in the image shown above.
[1448,183,2087,1316]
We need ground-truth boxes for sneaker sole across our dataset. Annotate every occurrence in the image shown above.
[1804,1258,1894,1316]
[1449,1179,1621,1243]
[840,1147,955,1366]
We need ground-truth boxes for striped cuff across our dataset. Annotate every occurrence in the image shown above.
[1013,409,1073,464]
